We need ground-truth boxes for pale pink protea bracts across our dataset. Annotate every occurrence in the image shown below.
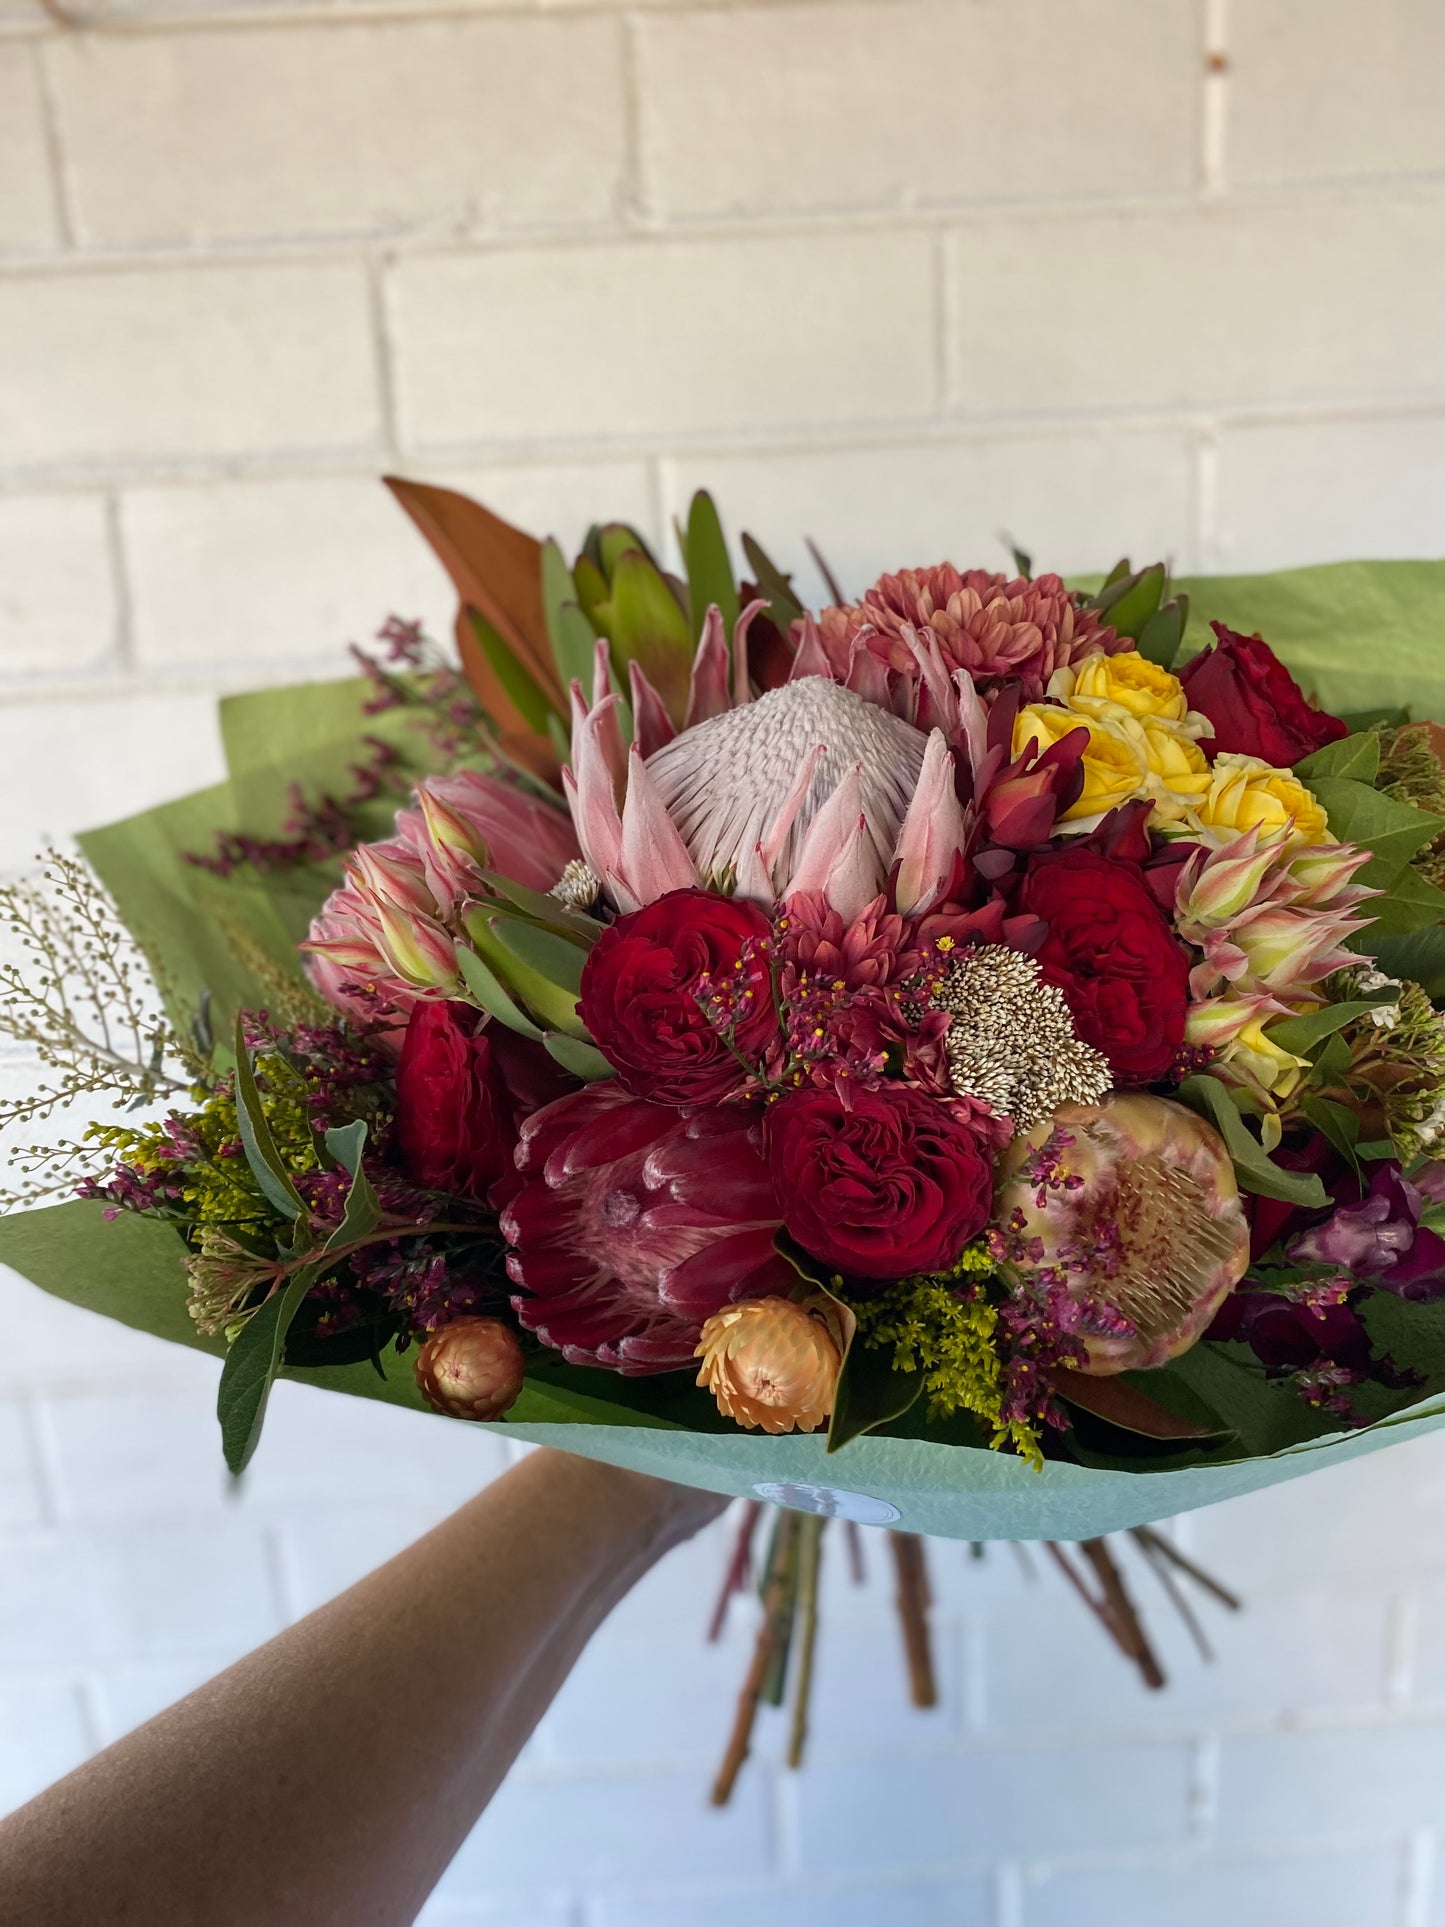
[565,624,970,922]
[818,565,1125,703]
[501,1084,794,1374]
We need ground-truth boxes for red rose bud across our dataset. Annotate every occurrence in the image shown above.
[1179,623,1348,766]
[415,1316,526,1421]
[1020,846,1190,1085]
[395,1000,519,1200]
[766,1084,994,1280]
[578,888,780,1104]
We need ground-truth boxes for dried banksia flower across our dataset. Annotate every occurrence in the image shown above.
[695,1296,844,1435]
[934,944,1112,1132]
[994,1093,1250,1374]
[414,1315,526,1421]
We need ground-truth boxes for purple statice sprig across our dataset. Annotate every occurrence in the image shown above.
[184,738,403,880]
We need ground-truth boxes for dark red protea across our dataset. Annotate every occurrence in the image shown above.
[501,1084,793,1374]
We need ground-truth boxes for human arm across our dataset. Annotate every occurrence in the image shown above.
[0,1449,725,1927]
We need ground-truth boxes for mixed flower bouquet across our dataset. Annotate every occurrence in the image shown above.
[7,479,1445,1785]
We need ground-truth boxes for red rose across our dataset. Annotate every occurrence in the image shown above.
[766,1084,994,1280]
[395,1000,520,1199]
[1180,622,1348,765]
[579,888,779,1104]
[1020,848,1189,1084]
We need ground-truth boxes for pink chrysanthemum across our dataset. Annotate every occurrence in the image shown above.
[501,1086,792,1374]
[818,566,1124,700]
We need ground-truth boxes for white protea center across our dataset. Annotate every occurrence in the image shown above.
[645,677,927,892]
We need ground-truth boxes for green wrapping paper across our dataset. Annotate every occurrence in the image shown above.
[6,556,1445,1541]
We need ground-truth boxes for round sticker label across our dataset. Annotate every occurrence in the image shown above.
[751,1481,901,1526]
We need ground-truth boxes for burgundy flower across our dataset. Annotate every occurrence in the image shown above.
[394,1001,519,1201]
[502,1084,791,1373]
[578,889,780,1104]
[1018,847,1190,1085]
[1288,1163,1445,1302]
[766,1084,994,1280]
[1179,623,1348,766]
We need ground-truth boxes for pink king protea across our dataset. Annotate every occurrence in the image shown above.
[501,1084,794,1373]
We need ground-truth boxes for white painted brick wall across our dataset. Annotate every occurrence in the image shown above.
[3,2,1445,1923]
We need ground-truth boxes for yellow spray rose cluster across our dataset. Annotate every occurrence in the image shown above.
[1013,649,1332,849]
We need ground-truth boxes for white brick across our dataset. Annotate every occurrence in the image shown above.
[437,460,659,558]
[418,1901,576,1927]
[0,262,379,469]
[1023,1846,1406,1927]
[541,1628,766,1768]
[389,232,937,448]
[593,1875,994,1927]
[1216,1723,1445,1844]
[49,17,625,248]
[124,475,455,674]
[0,47,58,253]
[0,1268,214,1396]
[1208,413,1445,571]
[793,1742,1191,1873]
[1230,0,1445,186]
[944,199,1445,415]
[0,493,117,676]
[274,1503,455,1619]
[0,690,224,868]
[1187,1431,1445,1592]
[982,1586,1391,1734]
[0,1400,43,1529]
[1403,1585,1445,1702]
[443,1767,773,1893]
[667,428,1197,609]
[638,0,1197,218]
[37,1385,230,1523]
[0,1679,91,1817]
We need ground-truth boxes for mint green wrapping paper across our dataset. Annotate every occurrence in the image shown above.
[5,557,1445,1540]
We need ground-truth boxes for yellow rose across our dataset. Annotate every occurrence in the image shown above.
[1051,648,1198,728]
[1013,703,1146,823]
[1131,716,1213,822]
[1190,752,1331,848]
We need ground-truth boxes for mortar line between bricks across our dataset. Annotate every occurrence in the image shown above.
[364,254,402,461]
[2,175,1445,280]
[4,392,1444,500]
[102,491,136,673]
[994,1860,1024,1927]
[1200,0,1230,201]
[29,38,76,252]
[1404,1829,1437,1927]
[618,10,651,229]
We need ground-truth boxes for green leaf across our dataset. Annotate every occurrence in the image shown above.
[608,550,694,722]
[1295,731,1381,784]
[1339,706,1410,733]
[1365,865,1445,936]
[684,491,740,643]
[543,1033,616,1081]
[1265,997,1395,1055]
[232,1014,305,1222]
[217,1267,315,1475]
[322,1121,381,1249]
[573,553,613,635]
[479,870,602,944]
[1178,1073,1331,1206]
[1369,925,1445,1001]
[456,944,546,1040]
[740,533,805,630]
[465,915,588,1037]
[469,611,560,733]
[1314,1031,1352,1081]
[1136,598,1186,670]
[1056,1368,1230,1441]
[1092,562,1166,636]
[828,1330,925,1454]
[1299,1094,1361,1168]
[1098,557,1132,592]
[1308,775,1445,888]
[540,538,600,696]
[598,522,655,577]
[486,915,586,995]
[1003,536,1033,580]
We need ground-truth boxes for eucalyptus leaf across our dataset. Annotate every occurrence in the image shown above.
[486,916,587,995]
[684,491,740,643]
[466,915,588,1037]
[217,1267,315,1475]
[232,1015,305,1222]
[1364,866,1445,937]
[1178,1073,1331,1206]
[322,1121,381,1249]
[478,870,601,944]
[1266,997,1395,1055]
[1299,1094,1361,1169]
